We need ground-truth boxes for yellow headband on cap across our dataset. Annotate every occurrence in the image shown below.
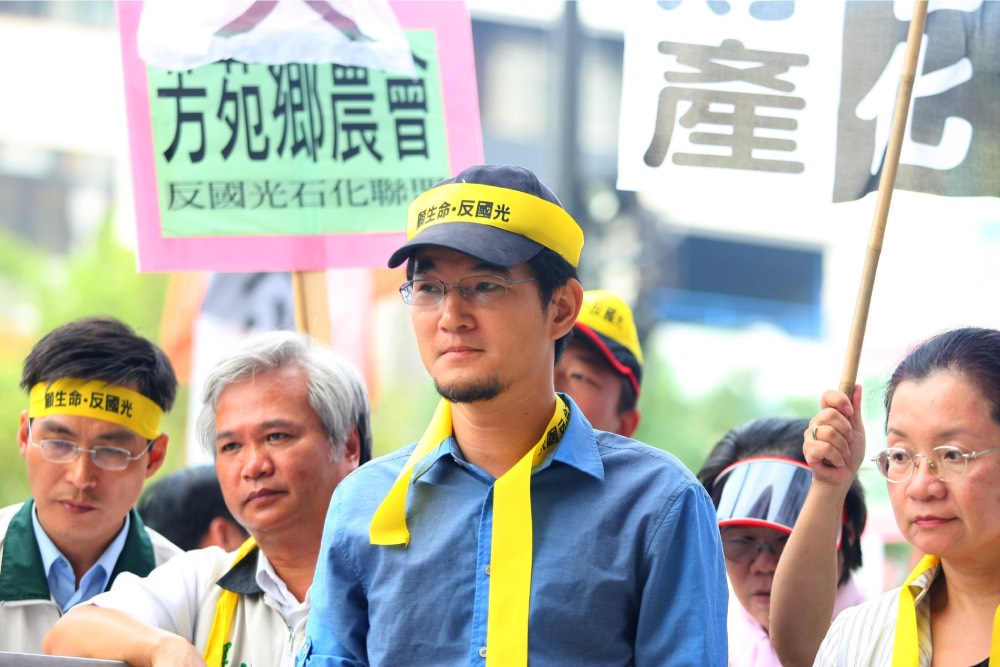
[407,182,584,267]
[578,290,644,366]
[29,378,164,441]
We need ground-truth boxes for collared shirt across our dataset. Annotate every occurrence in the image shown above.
[32,505,130,613]
[0,501,180,654]
[257,548,311,632]
[299,395,728,667]
[815,565,938,666]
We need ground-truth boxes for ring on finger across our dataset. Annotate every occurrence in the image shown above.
[811,425,819,441]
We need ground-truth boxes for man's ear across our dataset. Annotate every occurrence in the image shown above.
[145,433,169,479]
[340,426,361,468]
[617,408,641,439]
[17,411,29,458]
[550,278,584,339]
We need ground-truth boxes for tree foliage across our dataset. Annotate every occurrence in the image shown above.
[0,219,181,507]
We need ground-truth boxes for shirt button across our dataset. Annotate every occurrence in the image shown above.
[478,646,487,658]
[484,565,491,576]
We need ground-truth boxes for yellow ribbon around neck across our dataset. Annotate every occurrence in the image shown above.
[203,537,258,667]
[370,396,570,666]
[892,553,1000,666]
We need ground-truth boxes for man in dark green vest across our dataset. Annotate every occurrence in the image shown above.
[0,317,181,654]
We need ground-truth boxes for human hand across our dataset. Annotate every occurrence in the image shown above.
[804,384,866,487]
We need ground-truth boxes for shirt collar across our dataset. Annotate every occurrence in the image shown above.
[909,561,941,606]
[409,394,605,484]
[31,504,130,610]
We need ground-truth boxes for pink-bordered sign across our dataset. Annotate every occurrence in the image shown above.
[116,1,483,272]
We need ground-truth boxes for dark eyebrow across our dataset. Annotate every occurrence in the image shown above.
[214,419,298,443]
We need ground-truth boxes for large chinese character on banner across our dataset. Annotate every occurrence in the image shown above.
[618,0,998,205]
[118,0,483,272]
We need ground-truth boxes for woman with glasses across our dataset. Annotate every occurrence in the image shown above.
[697,418,868,667]
[771,327,1000,667]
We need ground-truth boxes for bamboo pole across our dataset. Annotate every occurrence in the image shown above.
[292,270,333,344]
[839,0,928,395]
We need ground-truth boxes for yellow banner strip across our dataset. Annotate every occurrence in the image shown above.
[370,396,569,665]
[203,537,258,667]
[892,554,1000,666]
[407,182,584,268]
[28,378,164,441]
[486,396,569,665]
[370,399,453,547]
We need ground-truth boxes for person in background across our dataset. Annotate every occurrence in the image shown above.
[137,465,249,552]
[772,327,1000,666]
[554,288,643,437]
[44,331,371,667]
[0,316,181,653]
[697,417,867,667]
[299,163,727,666]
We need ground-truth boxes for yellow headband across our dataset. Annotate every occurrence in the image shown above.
[29,378,164,441]
[407,182,585,267]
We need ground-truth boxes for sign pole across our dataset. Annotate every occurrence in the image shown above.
[839,0,928,395]
[292,270,333,344]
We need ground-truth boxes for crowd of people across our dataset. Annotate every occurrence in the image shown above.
[0,163,997,666]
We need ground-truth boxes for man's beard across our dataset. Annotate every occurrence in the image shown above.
[434,375,508,403]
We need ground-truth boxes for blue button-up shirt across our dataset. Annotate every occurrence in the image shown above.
[299,396,728,666]
[32,506,129,612]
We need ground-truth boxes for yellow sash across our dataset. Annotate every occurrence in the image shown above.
[370,396,570,666]
[892,554,1000,666]
[203,537,258,667]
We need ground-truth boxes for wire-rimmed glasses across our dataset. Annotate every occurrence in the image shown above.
[871,445,1000,483]
[26,420,153,472]
[399,275,537,307]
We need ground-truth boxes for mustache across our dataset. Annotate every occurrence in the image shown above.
[58,492,102,505]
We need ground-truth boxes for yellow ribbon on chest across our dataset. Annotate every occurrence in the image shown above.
[892,554,1000,666]
[204,537,258,667]
[370,396,570,666]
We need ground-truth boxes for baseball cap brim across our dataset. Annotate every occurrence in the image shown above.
[572,323,642,398]
[387,221,544,269]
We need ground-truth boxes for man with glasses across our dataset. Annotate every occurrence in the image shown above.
[299,164,728,666]
[0,317,181,653]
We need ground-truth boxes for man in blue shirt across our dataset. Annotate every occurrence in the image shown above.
[0,317,181,653]
[299,164,728,666]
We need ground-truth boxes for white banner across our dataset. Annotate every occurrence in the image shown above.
[138,0,415,75]
[618,0,997,208]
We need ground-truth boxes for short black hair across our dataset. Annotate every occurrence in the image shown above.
[527,248,578,362]
[21,316,177,411]
[697,417,867,585]
[137,465,246,551]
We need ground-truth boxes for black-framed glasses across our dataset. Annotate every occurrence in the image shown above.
[399,275,537,307]
[872,445,1000,483]
[721,535,788,563]
[27,420,153,472]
